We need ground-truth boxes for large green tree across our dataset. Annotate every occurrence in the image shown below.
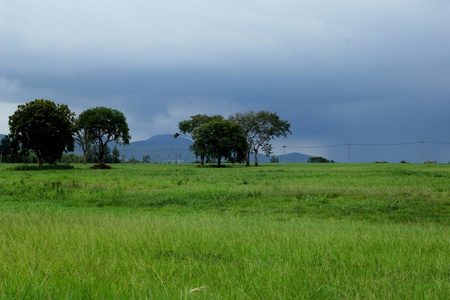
[8,99,76,165]
[229,111,291,166]
[77,107,131,166]
[191,120,247,167]
[175,114,224,165]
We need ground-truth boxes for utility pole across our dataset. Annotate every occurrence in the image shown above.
[421,141,424,163]
[347,144,351,163]
[282,145,287,163]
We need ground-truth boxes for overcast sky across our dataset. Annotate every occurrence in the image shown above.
[1,0,449,162]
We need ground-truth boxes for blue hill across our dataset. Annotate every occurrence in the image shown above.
[130,134,192,147]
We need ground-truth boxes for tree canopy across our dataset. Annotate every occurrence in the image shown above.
[77,107,131,166]
[8,99,76,165]
[175,114,224,138]
[229,110,291,166]
[191,120,248,167]
[175,114,224,165]
[308,156,333,163]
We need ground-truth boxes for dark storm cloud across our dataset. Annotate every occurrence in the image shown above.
[1,0,449,162]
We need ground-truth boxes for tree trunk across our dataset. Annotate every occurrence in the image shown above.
[254,150,259,166]
[38,155,43,166]
[98,142,105,165]
[246,151,250,166]
[200,153,205,166]
[218,157,221,167]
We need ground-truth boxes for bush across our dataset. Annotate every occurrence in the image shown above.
[308,157,332,163]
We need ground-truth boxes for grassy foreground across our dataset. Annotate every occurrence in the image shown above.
[0,163,449,299]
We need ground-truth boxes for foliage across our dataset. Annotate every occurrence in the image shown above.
[77,107,131,166]
[191,120,248,167]
[128,156,140,163]
[229,110,291,166]
[8,99,76,165]
[175,114,224,165]
[58,153,83,164]
[0,135,12,154]
[175,114,224,138]
[0,135,13,163]
[270,155,279,163]
[308,156,333,163]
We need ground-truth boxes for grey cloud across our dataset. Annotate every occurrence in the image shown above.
[1,1,449,162]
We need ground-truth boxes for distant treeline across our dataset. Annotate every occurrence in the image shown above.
[1,145,121,164]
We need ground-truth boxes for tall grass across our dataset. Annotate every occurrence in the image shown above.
[1,209,448,299]
[0,163,449,298]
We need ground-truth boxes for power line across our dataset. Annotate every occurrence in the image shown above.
[352,141,421,147]
[274,144,348,149]
[273,141,450,149]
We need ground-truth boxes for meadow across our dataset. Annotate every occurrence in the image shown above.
[0,163,448,299]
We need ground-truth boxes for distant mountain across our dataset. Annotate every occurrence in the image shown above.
[131,134,192,147]
[117,134,194,162]
[282,152,313,163]
[119,135,313,163]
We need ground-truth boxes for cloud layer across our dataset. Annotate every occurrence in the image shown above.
[1,0,449,162]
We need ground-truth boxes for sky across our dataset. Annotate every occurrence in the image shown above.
[1,0,449,163]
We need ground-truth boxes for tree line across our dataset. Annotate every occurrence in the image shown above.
[2,100,130,168]
[1,99,291,167]
[0,144,121,165]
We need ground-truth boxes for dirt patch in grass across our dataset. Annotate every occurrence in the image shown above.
[91,164,112,169]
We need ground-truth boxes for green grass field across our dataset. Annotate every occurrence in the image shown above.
[0,163,449,299]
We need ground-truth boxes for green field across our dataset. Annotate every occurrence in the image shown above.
[0,163,449,299]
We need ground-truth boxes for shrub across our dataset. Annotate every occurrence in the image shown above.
[308,157,331,163]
